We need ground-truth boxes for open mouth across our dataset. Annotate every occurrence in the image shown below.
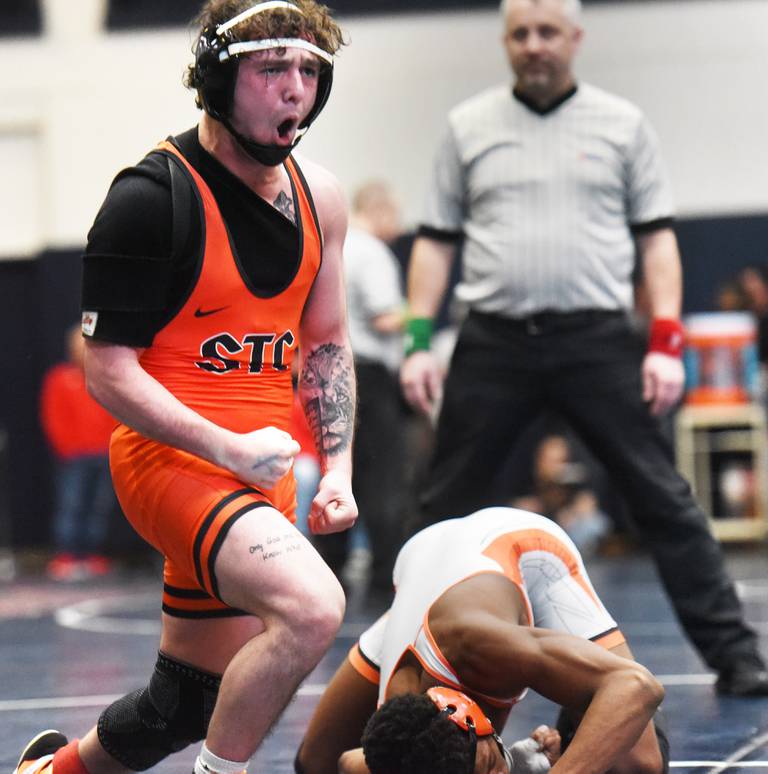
[277,118,298,143]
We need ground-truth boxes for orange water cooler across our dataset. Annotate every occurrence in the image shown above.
[683,312,759,405]
[676,312,768,541]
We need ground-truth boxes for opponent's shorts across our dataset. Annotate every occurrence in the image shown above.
[110,424,297,618]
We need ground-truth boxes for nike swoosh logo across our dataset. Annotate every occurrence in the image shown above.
[194,306,229,318]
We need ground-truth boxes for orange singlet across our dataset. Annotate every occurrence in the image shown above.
[109,140,322,618]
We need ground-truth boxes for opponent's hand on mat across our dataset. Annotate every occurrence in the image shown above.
[224,426,300,488]
[400,350,444,416]
[309,469,358,535]
[642,351,685,416]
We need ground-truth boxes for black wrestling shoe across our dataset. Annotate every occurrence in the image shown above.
[15,729,68,773]
[716,666,768,697]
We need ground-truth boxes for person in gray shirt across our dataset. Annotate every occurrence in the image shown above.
[314,181,407,593]
[400,0,768,697]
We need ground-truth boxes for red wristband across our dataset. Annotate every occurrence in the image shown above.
[648,318,684,358]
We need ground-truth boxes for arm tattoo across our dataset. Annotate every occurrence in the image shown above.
[273,191,296,224]
[300,343,355,457]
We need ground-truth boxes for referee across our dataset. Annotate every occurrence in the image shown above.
[400,0,768,696]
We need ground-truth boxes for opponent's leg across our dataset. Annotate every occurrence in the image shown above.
[295,657,379,774]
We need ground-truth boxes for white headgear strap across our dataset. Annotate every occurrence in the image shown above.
[216,1,302,35]
[223,38,333,64]
[215,2,334,66]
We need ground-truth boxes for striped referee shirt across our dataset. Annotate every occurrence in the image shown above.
[420,83,675,317]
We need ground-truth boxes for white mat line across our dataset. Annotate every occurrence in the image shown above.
[657,673,716,685]
[672,764,768,768]
[704,729,768,773]
[54,596,370,638]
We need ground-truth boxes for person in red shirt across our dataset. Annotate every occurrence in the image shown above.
[39,324,117,580]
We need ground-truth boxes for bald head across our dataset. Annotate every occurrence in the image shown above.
[500,0,582,25]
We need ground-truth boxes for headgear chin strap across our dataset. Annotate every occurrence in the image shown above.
[427,687,503,774]
[192,1,335,166]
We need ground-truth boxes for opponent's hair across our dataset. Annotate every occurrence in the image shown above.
[183,0,346,100]
[361,694,474,774]
[499,0,583,26]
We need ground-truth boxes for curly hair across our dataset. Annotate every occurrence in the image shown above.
[183,0,346,93]
[361,694,474,774]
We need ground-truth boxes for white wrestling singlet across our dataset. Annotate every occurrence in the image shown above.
[351,507,623,706]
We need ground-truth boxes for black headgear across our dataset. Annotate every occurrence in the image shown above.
[191,1,334,166]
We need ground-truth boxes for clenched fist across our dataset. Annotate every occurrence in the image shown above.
[309,469,358,535]
[220,425,301,489]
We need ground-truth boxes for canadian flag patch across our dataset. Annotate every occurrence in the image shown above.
[81,310,98,337]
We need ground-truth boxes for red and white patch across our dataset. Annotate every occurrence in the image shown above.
[81,310,98,337]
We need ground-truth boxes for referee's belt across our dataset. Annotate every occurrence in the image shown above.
[469,308,626,335]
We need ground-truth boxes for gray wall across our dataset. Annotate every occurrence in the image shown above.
[0,0,766,260]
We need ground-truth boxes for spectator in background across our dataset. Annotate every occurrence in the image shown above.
[513,432,611,558]
[715,279,747,314]
[737,264,768,365]
[314,181,406,594]
[39,323,116,581]
[399,0,768,695]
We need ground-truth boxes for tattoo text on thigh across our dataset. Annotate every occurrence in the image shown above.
[249,531,303,561]
[300,343,354,457]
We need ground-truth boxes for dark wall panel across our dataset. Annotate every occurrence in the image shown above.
[0,258,51,548]
[1,0,42,37]
[677,213,768,314]
[0,252,81,549]
[105,0,709,28]
[107,0,200,29]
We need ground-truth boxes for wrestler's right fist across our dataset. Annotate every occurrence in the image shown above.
[222,425,300,489]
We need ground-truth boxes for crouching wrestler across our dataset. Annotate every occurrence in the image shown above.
[295,507,670,774]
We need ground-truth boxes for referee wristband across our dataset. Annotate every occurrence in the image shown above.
[648,318,684,358]
[404,317,434,357]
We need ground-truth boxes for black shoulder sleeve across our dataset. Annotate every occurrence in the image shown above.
[82,154,175,346]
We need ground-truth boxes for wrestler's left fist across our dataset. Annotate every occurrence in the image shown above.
[309,468,357,535]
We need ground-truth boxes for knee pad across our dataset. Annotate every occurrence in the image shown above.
[556,706,669,772]
[97,652,221,771]
[653,708,671,774]
[294,743,308,773]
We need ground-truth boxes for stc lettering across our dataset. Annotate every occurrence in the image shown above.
[195,331,296,374]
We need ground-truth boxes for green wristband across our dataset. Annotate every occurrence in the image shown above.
[404,317,434,356]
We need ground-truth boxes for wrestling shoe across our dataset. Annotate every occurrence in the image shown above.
[716,666,768,697]
[14,730,68,773]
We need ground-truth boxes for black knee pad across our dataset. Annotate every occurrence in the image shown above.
[294,743,307,773]
[653,708,671,773]
[97,652,221,771]
[556,706,669,772]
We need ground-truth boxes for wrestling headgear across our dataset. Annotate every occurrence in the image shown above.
[426,687,511,773]
[191,0,334,166]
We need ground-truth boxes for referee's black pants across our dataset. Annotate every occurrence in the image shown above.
[419,309,762,672]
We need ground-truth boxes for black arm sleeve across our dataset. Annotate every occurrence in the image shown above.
[81,157,175,347]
